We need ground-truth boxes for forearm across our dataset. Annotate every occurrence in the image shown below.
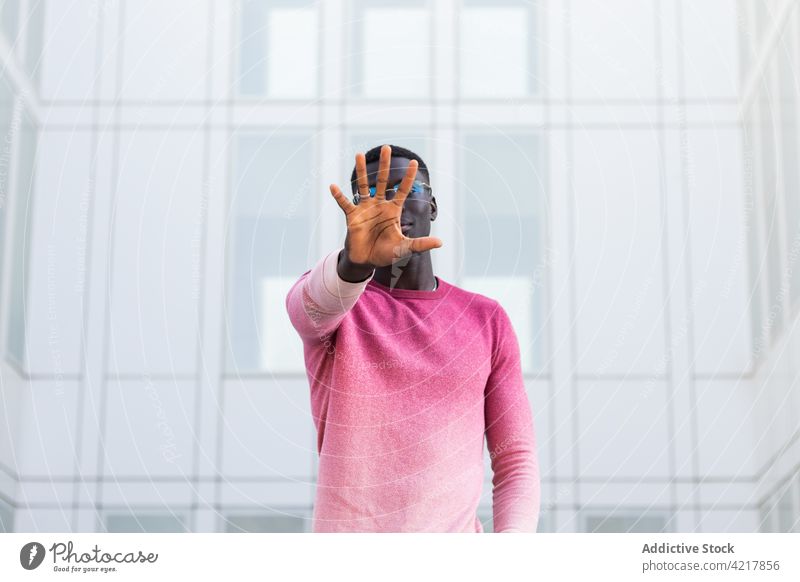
[490,427,540,533]
[285,247,374,341]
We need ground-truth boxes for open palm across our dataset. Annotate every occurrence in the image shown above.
[329,145,442,268]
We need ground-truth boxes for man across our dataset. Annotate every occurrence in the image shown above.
[285,144,540,532]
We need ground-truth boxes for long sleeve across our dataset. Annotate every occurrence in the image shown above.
[484,303,540,533]
[285,248,374,343]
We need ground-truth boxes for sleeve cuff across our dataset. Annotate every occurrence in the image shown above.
[307,248,374,312]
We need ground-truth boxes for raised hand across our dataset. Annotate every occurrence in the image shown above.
[329,144,443,270]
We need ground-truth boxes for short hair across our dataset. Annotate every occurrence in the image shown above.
[350,144,430,193]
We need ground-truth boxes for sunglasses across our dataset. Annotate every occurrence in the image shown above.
[353,180,432,204]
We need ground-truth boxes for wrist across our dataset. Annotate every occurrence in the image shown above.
[337,249,375,283]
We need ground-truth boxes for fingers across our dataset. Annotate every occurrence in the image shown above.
[354,152,370,203]
[329,183,355,215]
[373,144,391,200]
[395,235,443,258]
[392,159,419,207]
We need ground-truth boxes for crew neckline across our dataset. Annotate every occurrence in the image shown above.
[368,275,447,299]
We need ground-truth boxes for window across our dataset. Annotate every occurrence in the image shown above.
[754,0,772,48]
[459,0,537,98]
[776,480,795,533]
[0,72,13,301]
[238,0,319,98]
[744,116,765,360]
[476,508,493,532]
[536,511,552,532]
[777,22,800,309]
[759,494,778,533]
[119,1,209,101]
[24,0,44,88]
[105,513,187,533]
[6,108,36,366]
[108,130,204,376]
[0,497,12,532]
[349,0,431,98]
[758,60,783,342]
[38,0,98,101]
[0,0,19,49]
[23,130,91,374]
[584,512,668,533]
[460,132,546,373]
[225,511,309,532]
[227,132,315,373]
[795,471,800,533]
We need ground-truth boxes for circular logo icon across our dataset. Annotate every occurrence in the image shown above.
[20,542,46,570]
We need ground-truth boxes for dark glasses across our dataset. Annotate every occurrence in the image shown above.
[353,180,432,204]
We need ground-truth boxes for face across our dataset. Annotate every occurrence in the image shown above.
[353,156,438,239]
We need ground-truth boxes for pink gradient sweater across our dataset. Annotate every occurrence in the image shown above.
[285,248,540,532]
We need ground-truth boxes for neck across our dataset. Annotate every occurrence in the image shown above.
[373,251,436,291]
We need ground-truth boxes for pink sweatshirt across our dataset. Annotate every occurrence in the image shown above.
[285,248,540,532]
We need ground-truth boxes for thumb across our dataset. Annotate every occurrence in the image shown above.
[407,236,443,254]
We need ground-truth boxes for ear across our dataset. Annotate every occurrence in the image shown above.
[430,195,438,221]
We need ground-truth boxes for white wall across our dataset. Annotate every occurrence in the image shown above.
[0,0,783,534]
[739,0,800,534]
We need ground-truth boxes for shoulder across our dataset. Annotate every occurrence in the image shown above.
[441,280,512,327]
